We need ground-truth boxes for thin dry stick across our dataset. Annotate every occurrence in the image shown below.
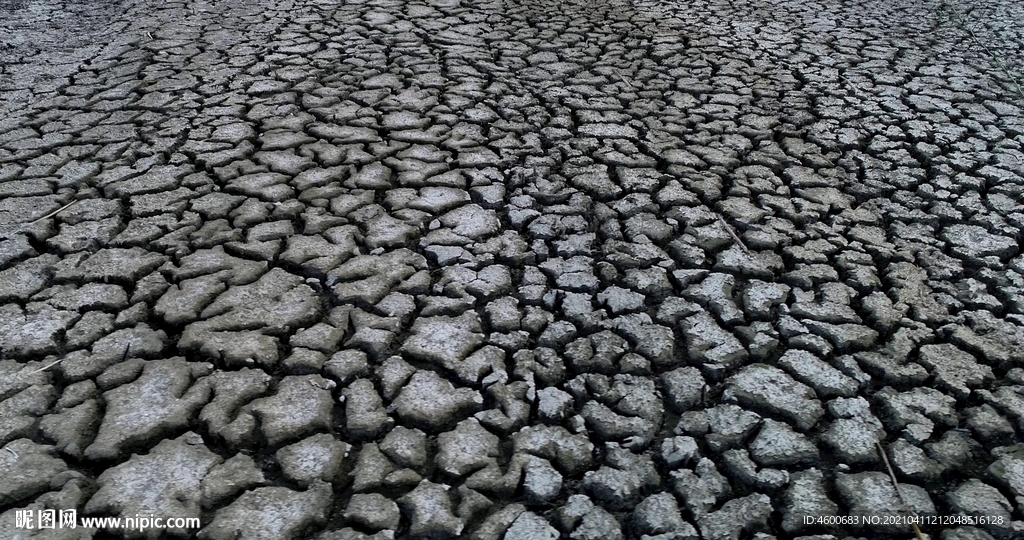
[614,69,636,90]
[29,199,78,224]
[838,74,869,100]
[718,215,751,255]
[877,442,926,540]
[31,357,65,374]
[4,447,17,459]
[943,3,1024,104]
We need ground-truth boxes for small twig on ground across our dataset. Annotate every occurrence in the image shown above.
[614,69,635,90]
[31,357,65,374]
[838,74,868,100]
[29,199,78,224]
[718,215,751,254]
[941,2,1024,104]
[877,442,926,540]
[5,447,17,459]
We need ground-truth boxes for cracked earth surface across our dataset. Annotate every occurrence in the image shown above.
[2,0,1024,538]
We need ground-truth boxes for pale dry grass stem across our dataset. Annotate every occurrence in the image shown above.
[877,441,927,540]
[939,0,1024,104]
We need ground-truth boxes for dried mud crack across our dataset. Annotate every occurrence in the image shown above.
[2,0,1024,539]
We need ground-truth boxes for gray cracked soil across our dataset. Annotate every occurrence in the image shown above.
[2,0,1024,539]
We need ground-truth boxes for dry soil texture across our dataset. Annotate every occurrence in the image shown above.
[2,0,1024,539]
